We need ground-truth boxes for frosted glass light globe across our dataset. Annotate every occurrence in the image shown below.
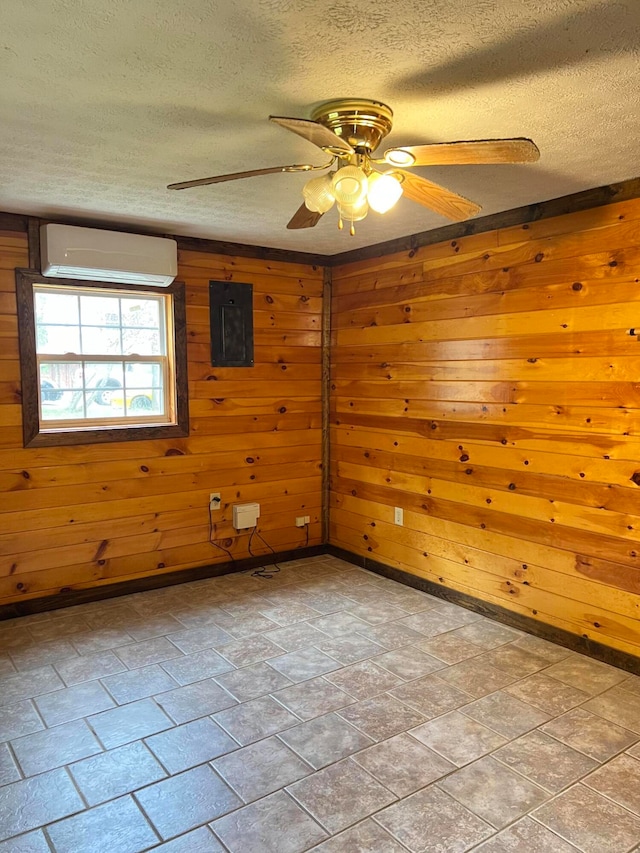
[338,198,369,222]
[302,175,335,213]
[331,166,368,206]
[367,172,403,213]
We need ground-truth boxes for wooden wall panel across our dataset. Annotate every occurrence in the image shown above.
[0,236,322,604]
[330,197,640,658]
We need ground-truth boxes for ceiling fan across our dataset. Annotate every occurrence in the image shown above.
[167,99,540,235]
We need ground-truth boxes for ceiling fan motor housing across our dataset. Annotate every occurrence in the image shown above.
[311,99,393,154]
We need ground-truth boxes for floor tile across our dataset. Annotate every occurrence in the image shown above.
[461,691,551,739]
[310,818,410,852]
[55,651,126,686]
[354,731,455,796]
[279,712,373,769]
[583,687,640,733]
[210,790,328,853]
[216,634,285,667]
[0,658,15,678]
[388,588,440,614]
[344,601,407,624]
[167,625,233,655]
[0,830,51,852]
[325,659,403,700]
[317,633,385,665]
[509,634,574,663]
[274,677,355,721]
[209,611,279,639]
[34,680,114,726]
[154,679,236,723]
[415,633,483,664]
[124,614,185,641]
[436,658,516,698]
[309,612,371,638]
[480,644,550,678]
[372,646,445,680]
[533,783,640,853]
[256,602,321,625]
[438,755,550,829]
[410,710,507,766]
[160,649,235,685]
[102,664,178,704]
[135,764,241,840]
[0,700,44,742]
[145,717,238,774]
[0,666,64,707]
[583,753,640,815]
[46,795,158,853]
[541,706,638,762]
[294,591,354,615]
[0,768,83,841]
[389,674,472,718]
[27,615,91,643]
[473,816,580,852]
[10,639,79,672]
[375,784,493,853]
[338,694,425,741]
[287,757,395,834]
[354,621,425,649]
[0,742,19,786]
[88,698,173,749]
[151,826,226,852]
[11,718,101,777]
[453,621,523,649]
[265,622,330,651]
[114,636,183,669]
[214,735,311,802]
[505,673,590,716]
[494,729,597,793]
[214,695,300,745]
[70,741,166,805]
[267,647,342,682]
[544,655,628,694]
[71,628,135,655]
[399,609,471,637]
[215,661,292,702]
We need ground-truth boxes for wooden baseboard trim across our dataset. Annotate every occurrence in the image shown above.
[0,545,326,620]
[327,546,640,676]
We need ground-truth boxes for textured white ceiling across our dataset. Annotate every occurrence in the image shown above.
[1,0,639,254]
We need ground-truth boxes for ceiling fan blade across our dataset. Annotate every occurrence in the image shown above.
[287,203,323,230]
[392,169,482,221]
[270,116,354,157]
[168,160,335,190]
[384,138,540,167]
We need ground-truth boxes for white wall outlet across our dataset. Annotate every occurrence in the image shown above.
[296,515,311,527]
[209,492,221,510]
[394,506,404,525]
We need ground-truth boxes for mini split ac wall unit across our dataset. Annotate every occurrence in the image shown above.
[40,224,178,287]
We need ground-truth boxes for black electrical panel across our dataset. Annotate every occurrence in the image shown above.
[209,280,254,367]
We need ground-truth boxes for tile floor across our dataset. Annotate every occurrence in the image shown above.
[1,555,640,852]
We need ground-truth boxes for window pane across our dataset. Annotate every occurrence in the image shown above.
[81,326,122,355]
[36,325,80,354]
[121,298,160,329]
[84,363,124,404]
[80,295,120,327]
[40,362,83,420]
[125,363,162,388]
[35,292,78,327]
[122,328,161,355]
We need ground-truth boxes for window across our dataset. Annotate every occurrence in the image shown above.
[16,271,189,446]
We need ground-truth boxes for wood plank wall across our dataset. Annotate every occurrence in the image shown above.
[330,197,640,658]
[0,229,323,605]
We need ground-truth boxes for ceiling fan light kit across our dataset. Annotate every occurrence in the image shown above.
[167,98,540,237]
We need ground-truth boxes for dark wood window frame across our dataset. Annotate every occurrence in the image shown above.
[16,269,189,447]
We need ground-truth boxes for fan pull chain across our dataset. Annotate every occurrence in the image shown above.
[338,216,343,230]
